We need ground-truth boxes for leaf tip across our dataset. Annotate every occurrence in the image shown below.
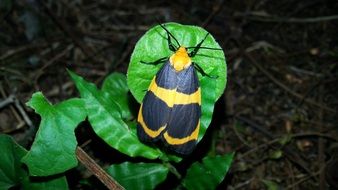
[26,92,50,110]
[66,69,77,80]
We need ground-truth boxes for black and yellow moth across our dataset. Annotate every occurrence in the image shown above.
[137,23,220,155]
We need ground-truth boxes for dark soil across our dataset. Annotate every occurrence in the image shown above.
[1,0,337,189]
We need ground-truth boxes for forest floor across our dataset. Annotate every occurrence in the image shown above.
[1,0,337,189]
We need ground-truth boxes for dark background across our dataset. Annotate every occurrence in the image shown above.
[1,0,338,189]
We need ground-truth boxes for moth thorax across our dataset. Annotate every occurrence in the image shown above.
[169,47,192,72]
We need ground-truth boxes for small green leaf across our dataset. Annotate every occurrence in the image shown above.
[262,179,280,190]
[0,134,68,190]
[22,92,86,176]
[269,150,283,160]
[127,22,227,141]
[182,153,234,190]
[68,70,163,159]
[107,162,169,190]
[102,73,132,120]
[278,134,292,146]
[236,161,249,172]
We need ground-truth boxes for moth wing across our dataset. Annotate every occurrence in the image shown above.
[137,62,177,142]
[163,65,201,155]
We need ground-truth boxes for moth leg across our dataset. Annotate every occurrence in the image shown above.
[158,23,180,51]
[193,62,218,79]
[188,33,209,57]
[140,56,168,65]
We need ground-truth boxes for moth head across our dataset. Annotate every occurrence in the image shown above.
[169,47,192,71]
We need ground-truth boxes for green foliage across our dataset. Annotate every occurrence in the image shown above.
[107,162,169,190]
[102,73,132,120]
[0,134,68,190]
[0,135,26,189]
[22,92,86,176]
[21,176,68,190]
[127,22,227,140]
[262,179,280,190]
[69,71,163,159]
[269,150,283,159]
[12,23,231,189]
[278,134,292,146]
[182,153,234,190]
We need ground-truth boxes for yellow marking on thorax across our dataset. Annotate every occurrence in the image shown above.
[137,104,166,138]
[149,78,201,108]
[169,47,192,71]
[163,120,200,145]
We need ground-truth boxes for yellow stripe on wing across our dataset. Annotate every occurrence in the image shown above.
[149,77,201,108]
[163,120,200,145]
[137,104,166,138]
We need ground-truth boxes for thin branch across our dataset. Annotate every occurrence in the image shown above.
[0,94,14,109]
[76,147,125,190]
[318,86,325,190]
[286,166,324,189]
[242,12,338,23]
[201,0,224,27]
[13,97,34,129]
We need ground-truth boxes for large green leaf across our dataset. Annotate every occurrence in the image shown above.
[22,92,86,176]
[0,135,27,189]
[107,162,169,190]
[21,176,68,190]
[182,153,234,190]
[68,70,163,159]
[0,134,68,190]
[102,73,132,120]
[127,22,227,141]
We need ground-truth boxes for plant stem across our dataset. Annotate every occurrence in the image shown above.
[163,162,182,179]
[76,147,125,190]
